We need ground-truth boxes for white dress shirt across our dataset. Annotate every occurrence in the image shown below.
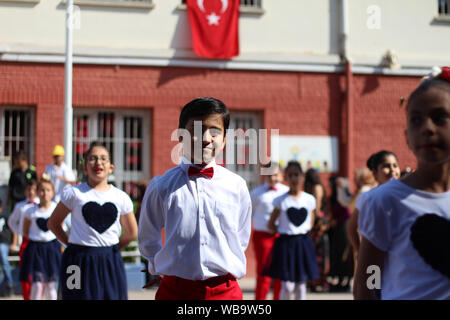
[8,197,39,235]
[250,182,289,233]
[138,157,252,280]
[45,162,76,203]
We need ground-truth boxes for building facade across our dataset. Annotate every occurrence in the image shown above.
[1,0,449,197]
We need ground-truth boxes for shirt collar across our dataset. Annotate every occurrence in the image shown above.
[180,156,217,173]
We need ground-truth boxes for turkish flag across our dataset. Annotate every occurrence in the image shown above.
[186,0,239,59]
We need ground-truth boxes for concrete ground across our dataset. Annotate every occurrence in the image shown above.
[0,277,353,300]
[128,277,353,300]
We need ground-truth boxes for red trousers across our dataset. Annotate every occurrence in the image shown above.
[252,230,281,300]
[155,274,242,300]
[19,237,31,300]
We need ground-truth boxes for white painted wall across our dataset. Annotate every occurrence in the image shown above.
[347,0,450,67]
[0,0,448,68]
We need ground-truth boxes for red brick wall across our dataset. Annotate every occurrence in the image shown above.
[0,61,418,187]
[1,61,423,280]
[352,74,418,172]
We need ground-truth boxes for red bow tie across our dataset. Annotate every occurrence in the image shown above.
[188,166,214,179]
[268,186,278,191]
[27,200,36,205]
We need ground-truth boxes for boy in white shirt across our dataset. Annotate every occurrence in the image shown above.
[138,97,252,300]
[250,162,289,300]
[44,145,76,203]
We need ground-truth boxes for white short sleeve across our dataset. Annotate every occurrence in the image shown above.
[119,191,134,215]
[23,205,33,220]
[358,193,392,252]
[272,195,283,210]
[60,185,75,210]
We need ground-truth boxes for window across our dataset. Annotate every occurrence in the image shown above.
[222,112,262,191]
[438,0,449,15]
[73,109,150,200]
[0,107,34,162]
[240,0,262,9]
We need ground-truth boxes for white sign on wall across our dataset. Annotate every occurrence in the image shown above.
[271,135,339,173]
[0,157,11,186]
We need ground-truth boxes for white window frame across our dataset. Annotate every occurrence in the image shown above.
[435,0,450,22]
[73,108,151,196]
[438,0,450,15]
[0,106,35,164]
[225,111,262,191]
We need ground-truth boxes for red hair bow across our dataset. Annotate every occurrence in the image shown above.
[441,66,450,82]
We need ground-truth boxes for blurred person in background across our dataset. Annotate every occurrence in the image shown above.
[304,168,330,293]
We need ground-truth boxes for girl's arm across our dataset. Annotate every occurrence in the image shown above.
[47,202,71,247]
[267,208,280,234]
[313,184,323,213]
[22,218,31,239]
[10,233,19,252]
[353,236,386,300]
[118,212,138,250]
[347,208,361,253]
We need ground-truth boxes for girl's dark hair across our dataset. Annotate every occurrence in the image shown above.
[284,160,303,174]
[26,178,38,187]
[406,76,450,110]
[366,150,398,171]
[84,141,111,161]
[178,97,230,130]
[304,168,327,211]
[304,168,321,187]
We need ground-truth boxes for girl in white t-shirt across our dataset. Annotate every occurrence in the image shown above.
[8,179,39,300]
[354,66,450,300]
[48,141,138,300]
[19,179,61,300]
[266,160,319,300]
[346,151,401,260]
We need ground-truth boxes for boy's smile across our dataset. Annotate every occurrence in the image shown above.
[182,114,226,166]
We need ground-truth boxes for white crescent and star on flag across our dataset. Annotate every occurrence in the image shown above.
[196,0,229,26]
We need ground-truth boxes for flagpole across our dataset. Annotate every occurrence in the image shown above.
[64,0,73,169]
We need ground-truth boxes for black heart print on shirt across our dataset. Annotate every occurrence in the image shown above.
[410,213,450,278]
[286,207,308,227]
[82,201,118,234]
[36,218,49,232]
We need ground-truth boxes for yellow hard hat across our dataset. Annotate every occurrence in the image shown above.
[52,145,65,156]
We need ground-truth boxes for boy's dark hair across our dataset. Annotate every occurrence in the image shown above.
[366,150,398,171]
[262,161,281,170]
[13,151,28,161]
[178,97,230,131]
[26,178,39,187]
[285,160,303,174]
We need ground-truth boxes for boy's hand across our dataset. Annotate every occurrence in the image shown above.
[267,222,277,234]
[141,270,162,289]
